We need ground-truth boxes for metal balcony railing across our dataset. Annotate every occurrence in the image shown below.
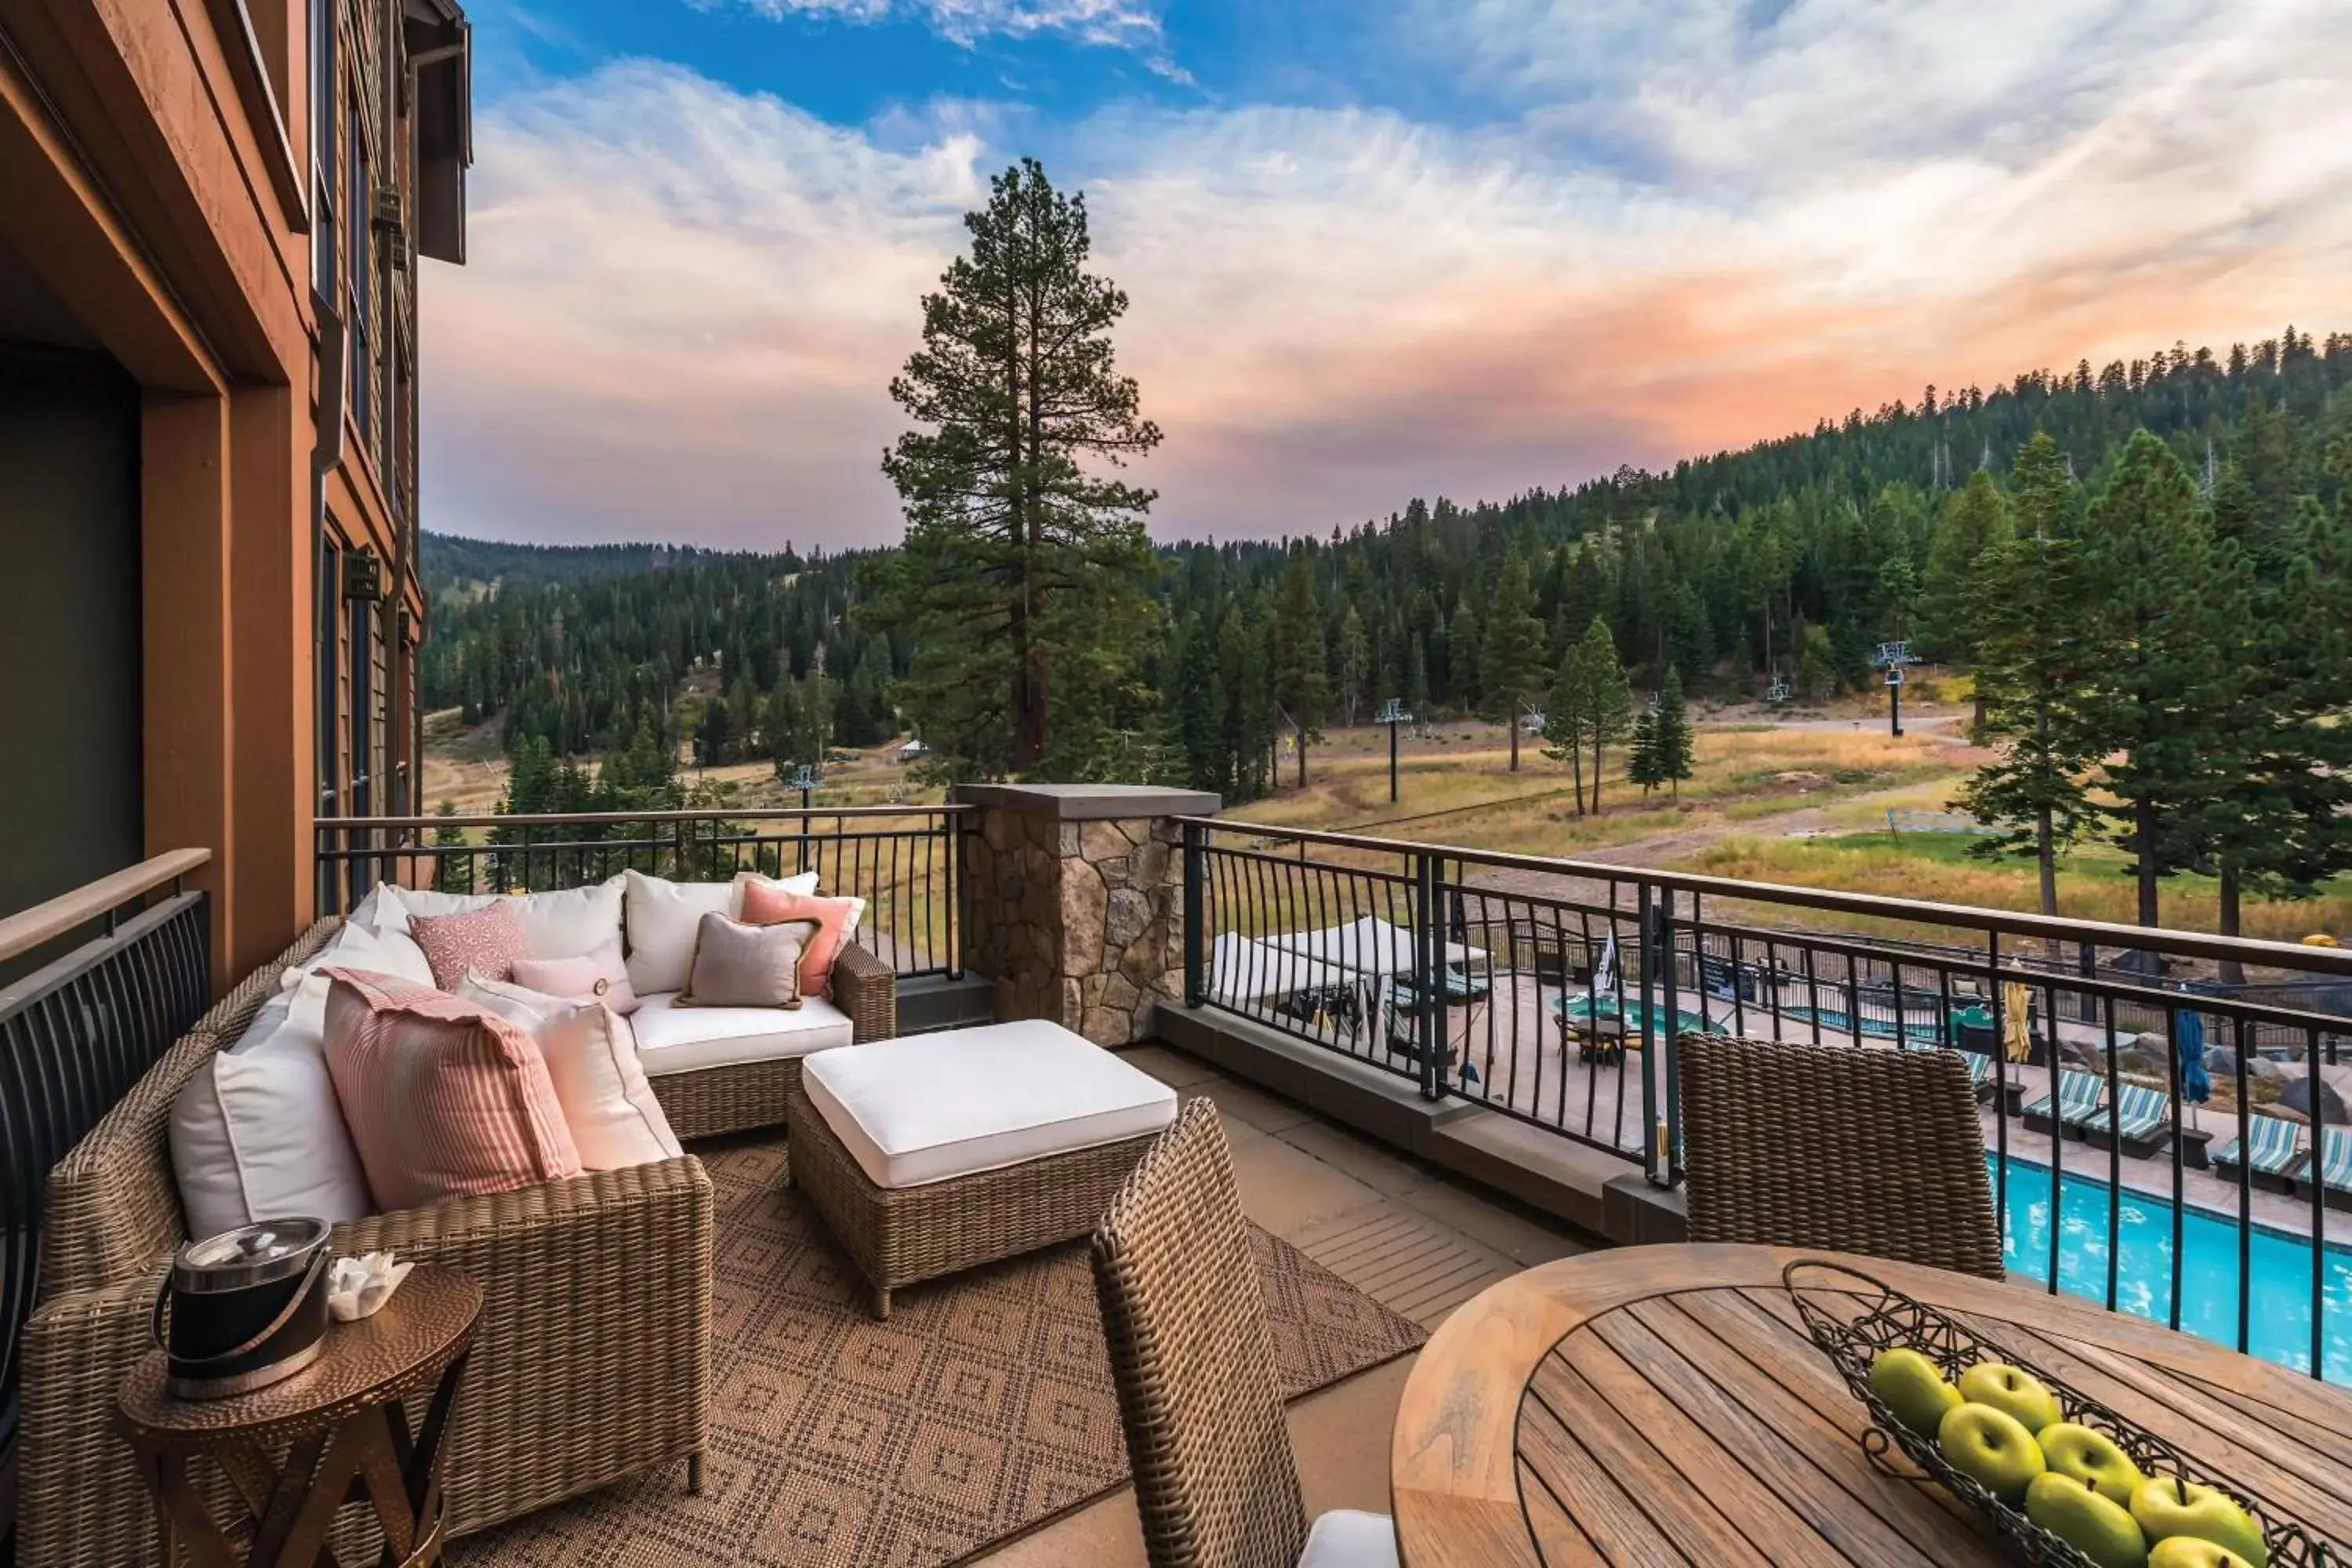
[316,808,970,978]
[1177,815,2352,1383]
[0,851,213,1475]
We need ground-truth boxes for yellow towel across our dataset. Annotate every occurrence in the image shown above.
[2002,982,2032,1062]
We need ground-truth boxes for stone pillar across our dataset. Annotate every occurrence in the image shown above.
[953,784,1219,1046]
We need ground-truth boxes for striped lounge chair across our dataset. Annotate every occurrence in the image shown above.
[2021,1070,2105,1138]
[2210,1114,2307,1194]
[2318,1128,2352,1213]
[2082,1082,2173,1158]
[1957,1051,1998,1104]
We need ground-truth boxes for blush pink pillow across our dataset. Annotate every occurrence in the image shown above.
[510,938,639,1016]
[408,902,533,990]
[735,885,862,1000]
[318,968,583,1210]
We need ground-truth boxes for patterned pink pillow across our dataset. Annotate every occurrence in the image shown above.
[318,968,583,1210]
[408,902,533,989]
[510,938,639,1015]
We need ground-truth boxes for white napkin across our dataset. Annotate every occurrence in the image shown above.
[328,1251,414,1323]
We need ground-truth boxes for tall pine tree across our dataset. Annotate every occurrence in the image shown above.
[1272,554,1327,787]
[869,159,1161,779]
[1479,554,1548,771]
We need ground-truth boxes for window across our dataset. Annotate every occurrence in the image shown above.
[348,102,373,453]
[348,588,373,819]
[309,0,335,302]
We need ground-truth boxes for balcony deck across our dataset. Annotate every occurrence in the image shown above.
[973,1041,1588,1566]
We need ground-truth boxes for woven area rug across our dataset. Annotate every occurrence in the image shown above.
[450,1136,1425,1568]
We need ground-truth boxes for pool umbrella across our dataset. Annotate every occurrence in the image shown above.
[2001,982,2032,1063]
[2172,1004,2210,1126]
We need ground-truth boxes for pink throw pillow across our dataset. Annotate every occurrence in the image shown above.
[318,968,583,1210]
[409,902,533,990]
[511,938,639,1016]
[737,885,862,1000]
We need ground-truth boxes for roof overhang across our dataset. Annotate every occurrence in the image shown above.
[403,0,473,265]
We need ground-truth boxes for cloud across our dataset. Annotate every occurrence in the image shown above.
[421,2,2352,550]
[704,0,1173,59]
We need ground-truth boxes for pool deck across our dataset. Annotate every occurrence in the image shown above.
[1258,973,2349,1246]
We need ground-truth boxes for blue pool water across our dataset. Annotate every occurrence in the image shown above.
[1993,1155,2352,1384]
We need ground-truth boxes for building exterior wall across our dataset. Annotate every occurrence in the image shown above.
[0,0,467,985]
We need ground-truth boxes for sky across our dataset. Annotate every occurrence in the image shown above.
[421,0,2352,553]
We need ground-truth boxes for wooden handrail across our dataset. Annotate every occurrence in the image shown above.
[0,848,212,964]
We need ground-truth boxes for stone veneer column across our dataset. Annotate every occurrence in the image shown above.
[952,784,1220,1046]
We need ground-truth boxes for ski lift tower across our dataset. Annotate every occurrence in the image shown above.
[1871,641,1920,738]
[1375,698,1413,803]
[786,762,822,872]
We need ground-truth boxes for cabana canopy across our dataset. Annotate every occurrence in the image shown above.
[1265,916,1486,977]
[1209,933,1363,1005]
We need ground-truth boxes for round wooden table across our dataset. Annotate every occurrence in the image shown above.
[117,1265,481,1566]
[1391,1244,2352,1567]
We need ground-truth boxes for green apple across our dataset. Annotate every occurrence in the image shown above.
[2147,1539,2257,1568]
[1958,1361,2065,1432]
[2038,1422,2148,1507]
[1869,1348,1964,1436]
[2129,1478,2267,1568]
[1938,1403,2047,1505]
[2025,1473,2150,1568]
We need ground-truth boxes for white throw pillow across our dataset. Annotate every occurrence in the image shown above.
[456,975,681,1170]
[169,975,375,1240]
[281,920,435,992]
[357,882,499,935]
[624,870,808,996]
[509,876,625,961]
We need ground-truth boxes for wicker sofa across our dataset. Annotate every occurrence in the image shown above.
[16,920,722,1568]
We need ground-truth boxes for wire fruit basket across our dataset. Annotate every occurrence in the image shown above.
[1781,1258,2336,1568]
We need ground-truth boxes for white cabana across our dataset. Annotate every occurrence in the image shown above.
[1264,916,1487,978]
[1208,933,1364,1007]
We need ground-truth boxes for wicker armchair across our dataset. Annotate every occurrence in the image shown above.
[1676,1032,2005,1279]
[648,939,898,1140]
[16,920,715,1568]
[1090,1098,1399,1568]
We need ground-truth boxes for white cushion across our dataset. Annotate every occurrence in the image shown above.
[1298,1511,1398,1568]
[281,920,435,992]
[508,877,625,961]
[350,880,622,964]
[800,1020,1178,1189]
[455,977,681,1170]
[623,871,812,995]
[357,883,497,933]
[628,989,854,1076]
[169,975,375,1239]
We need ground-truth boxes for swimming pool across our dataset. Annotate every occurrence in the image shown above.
[1993,1154,2352,1385]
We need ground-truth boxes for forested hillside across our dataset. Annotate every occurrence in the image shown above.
[423,325,2351,804]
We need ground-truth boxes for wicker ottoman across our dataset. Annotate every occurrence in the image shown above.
[787,1021,1180,1317]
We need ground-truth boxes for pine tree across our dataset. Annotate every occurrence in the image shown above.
[1405,633,1429,717]
[1272,554,1326,788]
[1627,705,1662,797]
[1916,470,2013,669]
[1543,616,1631,814]
[431,800,468,892]
[1448,598,1481,712]
[1955,432,2099,916]
[2076,430,2234,930]
[1479,554,1549,771]
[1234,598,1277,799]
[867,159,1161,780]
[1167,610,1227,795]
[1652,666,1695,799]
[1335,603,1370,728]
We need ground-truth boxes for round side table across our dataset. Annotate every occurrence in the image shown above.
[115,1265,481,1568]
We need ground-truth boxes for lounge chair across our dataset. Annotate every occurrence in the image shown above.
[2020,1069,2105,1138]
[2209,1114,2307,1195]
[2316,1128,2352,1213]
[2082,1081,2174,1158]
[1958,1051,1997,1104]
